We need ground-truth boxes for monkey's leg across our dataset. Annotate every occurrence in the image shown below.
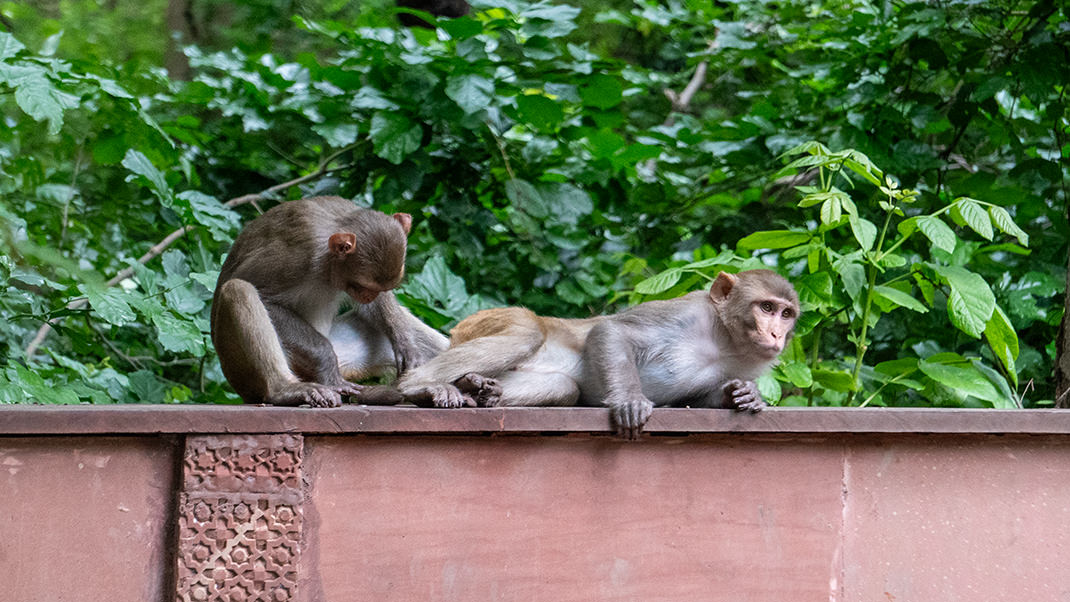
[397,326,544,408]
[213,280,345,407]
[486,371,580,407]
[263,301,365,404]
[582,322,652,440]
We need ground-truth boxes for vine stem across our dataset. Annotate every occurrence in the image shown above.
[23,142,365,358]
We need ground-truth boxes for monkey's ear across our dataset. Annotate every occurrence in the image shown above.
[708,271,737,303]
[392,213,412,235]
[328,232,358,257]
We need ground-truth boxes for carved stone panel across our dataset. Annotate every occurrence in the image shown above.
[176,435,304,602]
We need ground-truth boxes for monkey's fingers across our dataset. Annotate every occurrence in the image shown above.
[305,385,343,408]
[452,373,503,407]
[612,400,652,440]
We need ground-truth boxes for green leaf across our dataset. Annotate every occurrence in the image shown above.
[152,312,206,356]
[635,268,683,295]
[445,73,494,115]
[833,252,866,300]
[873,285,928,313]
[122,149,173,206]
[0,32,25,60]
[848,215,877,252]
[934,265,996,338]
[819,198,841,224]
[505,179,547,218]
[369,112,422,165]
[983,305,1019,387]
[756,372,781,403]
[779,361,813,388]
[952,198,993,240]
[440,16,483,39]
[177,191,241,242]
[988,206,1029,246]
[579,74,623,110]
[795,272,834,307]
[539,182,592,225]
[13,74,79,135]
[916,215,957,254]
[515,93,564,132]
[81,285,137,326]
[919,358,1001,404]
[736,230,810,251]
[812,367,855,392]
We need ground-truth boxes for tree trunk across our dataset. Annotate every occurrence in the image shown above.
[163,0,193,80]
[1055,207,1070,407]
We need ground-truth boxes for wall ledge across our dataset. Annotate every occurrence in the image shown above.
[0,404,1068,435]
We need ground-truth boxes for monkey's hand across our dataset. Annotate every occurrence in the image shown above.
[452,373,502,407]
[609,397,654,440]
[723,379,767,413]
[391,333,441,376]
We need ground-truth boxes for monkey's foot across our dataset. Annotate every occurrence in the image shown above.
[269,383,343,408]
[610,398,653,440]
[452,373,502,407]
[332,381,364,401]
[723,379,767,413]
[400,384,469,408]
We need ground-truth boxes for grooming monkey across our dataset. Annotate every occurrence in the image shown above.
[211,196,447,407]
[396,269,799,437]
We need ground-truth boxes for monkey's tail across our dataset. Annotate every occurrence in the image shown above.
[351,385,406,405]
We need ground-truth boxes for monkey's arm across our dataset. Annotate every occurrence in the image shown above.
[582,321,652,439]
[362,292,448,375]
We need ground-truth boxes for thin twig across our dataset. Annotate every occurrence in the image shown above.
[23,141,366,358]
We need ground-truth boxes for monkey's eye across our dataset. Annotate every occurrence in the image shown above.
[760,301,775,313]
[782,308,795,319]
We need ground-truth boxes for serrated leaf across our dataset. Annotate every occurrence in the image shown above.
[152,312,206,355]
[984,304,1019,387]
[82,285,137,326]
[445,73,494,115]
[14,74,78,135]
[369,112,422,165]
[874,285,928,313]
[122,149,173,206]
[0,32,25,60]
[916,215,957,254]
[177,190,241,242]
[635,268,683,295]
[736,230,810,250]
[988,205,1029,246]
[953,198,993,240]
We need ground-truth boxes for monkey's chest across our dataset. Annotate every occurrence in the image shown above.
[638,349,756,405]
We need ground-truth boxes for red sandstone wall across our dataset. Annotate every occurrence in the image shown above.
[1,407,1070,602]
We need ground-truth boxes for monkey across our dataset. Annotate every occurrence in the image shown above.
[396,269,799,438]
[211,196,447,408]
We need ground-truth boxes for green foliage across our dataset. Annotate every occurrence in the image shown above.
[0,0,1065,407]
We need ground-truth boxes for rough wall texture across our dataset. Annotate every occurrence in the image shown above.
[175,435,304,602]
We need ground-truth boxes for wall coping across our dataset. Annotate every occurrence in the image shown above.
[1,405,1069,436]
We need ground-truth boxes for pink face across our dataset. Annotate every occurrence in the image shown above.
[749,298,797,359]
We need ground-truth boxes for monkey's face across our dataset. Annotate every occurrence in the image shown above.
[746,298,797,359]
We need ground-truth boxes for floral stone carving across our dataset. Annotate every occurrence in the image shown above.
[176,435,304,602]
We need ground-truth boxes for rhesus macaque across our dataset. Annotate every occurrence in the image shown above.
[397,269,799,437]
[211,196,447,408]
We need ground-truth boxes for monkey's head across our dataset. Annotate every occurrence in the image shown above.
[709,269,800,360]
[327,212,413,304]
